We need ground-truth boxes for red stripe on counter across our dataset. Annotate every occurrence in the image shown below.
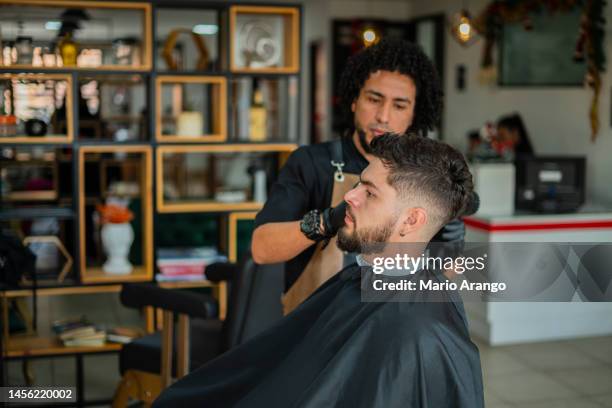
[463,217,612,232]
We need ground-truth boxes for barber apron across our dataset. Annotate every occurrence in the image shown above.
[281,149,360,315]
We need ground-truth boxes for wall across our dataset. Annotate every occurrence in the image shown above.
[410,0,612,205]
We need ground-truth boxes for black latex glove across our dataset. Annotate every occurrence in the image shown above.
[429,218,466,259]
[434,218,465,243]
[322,201,348,238]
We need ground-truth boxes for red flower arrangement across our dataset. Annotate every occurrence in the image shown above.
[96,204,134,224]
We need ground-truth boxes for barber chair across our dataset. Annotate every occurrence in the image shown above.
[111,255,284,407]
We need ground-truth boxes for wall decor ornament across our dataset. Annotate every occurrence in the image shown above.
[238,21,281,68]
[22,235,73,283]
[162,29,209,71]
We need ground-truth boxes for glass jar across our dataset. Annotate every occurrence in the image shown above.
[15,36,33,65]
[112,37,140,66]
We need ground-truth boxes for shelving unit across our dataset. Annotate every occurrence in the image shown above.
[0,0,302,394]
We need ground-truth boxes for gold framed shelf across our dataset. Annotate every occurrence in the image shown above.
[4,336,122,358]
[156,143,296,213]
[229,5,300,74]
[155,76,227,143]
[0,284,124,358]
[228,211,257,263]
[78,145,153,284]
[0,0,152,71]
[81,266,150,284]
[0,73,74,144]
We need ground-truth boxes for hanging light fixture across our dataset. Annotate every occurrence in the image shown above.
[450,9,478,46]
[361,26,379,47]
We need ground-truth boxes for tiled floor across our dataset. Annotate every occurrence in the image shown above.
[475,336,612,407]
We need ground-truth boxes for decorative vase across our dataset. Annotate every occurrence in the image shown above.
[101,222,134,275]
[59,33,78,67]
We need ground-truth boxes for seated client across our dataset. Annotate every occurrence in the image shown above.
[154,133,484,408]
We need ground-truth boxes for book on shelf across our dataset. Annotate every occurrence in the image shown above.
[52,316,107,347]
[106,326,145,344]
[58,326,97,341]
[63,331,106,347]
[156,246,227,280]
[52,316,92,335]
[155,273,209,282]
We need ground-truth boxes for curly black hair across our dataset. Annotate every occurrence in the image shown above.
[338,38,443,135]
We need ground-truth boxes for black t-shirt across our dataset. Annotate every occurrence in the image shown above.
[254,137,368,291]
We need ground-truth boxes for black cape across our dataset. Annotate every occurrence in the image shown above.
[154,265,484,408]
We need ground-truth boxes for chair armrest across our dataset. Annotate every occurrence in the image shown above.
[120,283,217,319]
[206,262,238,282]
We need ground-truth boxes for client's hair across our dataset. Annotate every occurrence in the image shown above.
[370,133,473,227]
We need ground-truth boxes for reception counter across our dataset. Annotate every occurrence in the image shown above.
[463,209,612,345]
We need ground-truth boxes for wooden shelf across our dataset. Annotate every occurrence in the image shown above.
[157,280,216,289]
[157,143,297,154]
[0,207,74,221]
[3,191,58,201]
[228,211,258,263]
[80,266,151,284]
[1,284,122,299]
[158,201,262,214]
[4,335,121,358]
[0,136,72,144]
[0,65,151,72]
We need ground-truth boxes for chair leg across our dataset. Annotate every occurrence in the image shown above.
[112,369,163,408]
[112,371,137,408]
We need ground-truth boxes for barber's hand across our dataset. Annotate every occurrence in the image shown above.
[321,201,348,238]
[429,218,465,260]
[434,218,465,243]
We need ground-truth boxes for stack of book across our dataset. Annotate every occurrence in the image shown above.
[52,317,106,347]
[156,247,227,282]
[106,327,144,344]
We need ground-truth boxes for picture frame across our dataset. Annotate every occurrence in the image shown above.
[499,8,586,86]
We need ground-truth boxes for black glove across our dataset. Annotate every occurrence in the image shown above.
[429,218,465,259]
[434,218,465,243]
[321,201,348,238]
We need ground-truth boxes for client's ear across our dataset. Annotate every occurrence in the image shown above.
[398,207,427,237]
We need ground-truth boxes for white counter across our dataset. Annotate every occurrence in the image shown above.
[463,209,612,345]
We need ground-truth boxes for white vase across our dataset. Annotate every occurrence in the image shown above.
[101,223,134,275]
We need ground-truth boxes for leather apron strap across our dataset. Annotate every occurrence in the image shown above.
[281,141,360,315]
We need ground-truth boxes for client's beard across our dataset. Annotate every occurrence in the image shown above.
[337,214,397,254]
